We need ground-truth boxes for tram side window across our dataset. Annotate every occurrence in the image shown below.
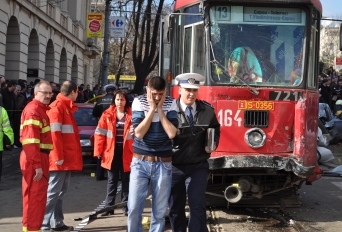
[182,4,205,76]
[307,12,319,89]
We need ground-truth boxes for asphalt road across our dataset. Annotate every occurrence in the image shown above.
[2,149,342,231]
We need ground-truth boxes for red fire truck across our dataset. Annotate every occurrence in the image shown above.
[159,0,334,206]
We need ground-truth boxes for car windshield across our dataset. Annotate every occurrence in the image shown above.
[74,107,98,126]
[209,5,306,87]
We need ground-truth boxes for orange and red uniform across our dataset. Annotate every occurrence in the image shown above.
[48,93,82,171]
[94,105,133,172]
[20,99,53,231]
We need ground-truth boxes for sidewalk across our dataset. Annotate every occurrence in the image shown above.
[2,147,21,176]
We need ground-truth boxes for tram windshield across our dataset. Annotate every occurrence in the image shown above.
[209,6,306,87]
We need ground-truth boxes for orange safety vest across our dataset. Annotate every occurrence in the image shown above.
[94,105,133,172]
[20,99,53,169]
[48,93,82,171]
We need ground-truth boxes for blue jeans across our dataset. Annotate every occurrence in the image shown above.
[127,156,172,232]
[41,171,71,230]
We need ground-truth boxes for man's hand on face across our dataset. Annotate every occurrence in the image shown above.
[157,90,166,110]
[146,87,157,110]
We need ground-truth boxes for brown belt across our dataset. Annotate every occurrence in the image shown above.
[133,153,172,162]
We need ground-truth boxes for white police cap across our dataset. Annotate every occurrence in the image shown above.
[175,73,204,89]
[104,84,117,92]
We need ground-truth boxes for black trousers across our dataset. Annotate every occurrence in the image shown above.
[168,160,209,232]
[96,158,105,179]
[104,144,130,209]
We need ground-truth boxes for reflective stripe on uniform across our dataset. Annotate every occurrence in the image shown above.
[3,124,10,128]
[95,127,113,138]
[3,118,9,124]
[61,124,74,133]
[50,122,62,132]
[51,123,74,133]
[22,138,40,145]
[20,119,42,129]
[41,126,51,134]
[40,143,53,149]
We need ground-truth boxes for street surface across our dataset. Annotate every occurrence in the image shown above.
[1,155,342,231]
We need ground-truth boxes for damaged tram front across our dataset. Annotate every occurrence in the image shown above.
[160,0,326,205]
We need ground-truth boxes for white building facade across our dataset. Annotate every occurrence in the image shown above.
[0,0,100,85]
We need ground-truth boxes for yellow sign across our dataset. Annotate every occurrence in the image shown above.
[86,13,104,38]
[108,75,136,81]
[238,100,274,111]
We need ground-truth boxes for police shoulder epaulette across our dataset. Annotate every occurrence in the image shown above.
[201,100,214,109]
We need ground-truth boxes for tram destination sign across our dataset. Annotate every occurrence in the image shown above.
[244,7,302,23]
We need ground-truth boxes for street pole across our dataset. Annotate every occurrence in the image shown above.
[101,0,111,87]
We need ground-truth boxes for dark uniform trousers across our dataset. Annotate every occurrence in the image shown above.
[104,144,130,209]
[169,160,209,232]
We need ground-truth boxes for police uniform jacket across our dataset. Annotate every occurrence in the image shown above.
[172,98,220,165]
[92,93,114,118]
[0,106,14,151]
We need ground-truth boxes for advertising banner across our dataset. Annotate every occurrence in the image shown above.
[336,57,342,71]
[87,13,104,38]
[110,16,126,37]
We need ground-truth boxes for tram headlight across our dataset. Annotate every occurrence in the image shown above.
[245,128,266,148]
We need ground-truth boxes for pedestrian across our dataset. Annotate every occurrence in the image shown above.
[2,80,16,125]
[14,85,26,148]
[0,106,14,182]
[20,80,54,232]
[76,86,85,103]
[83,84,93,102]
[92,84,117,181]
[41,80,82,232]
[94,90,134,216]
[168,73,221,232]
[127,76,178,232]
[0,75,6,106]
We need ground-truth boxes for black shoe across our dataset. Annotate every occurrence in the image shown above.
[51,225,74,231]
[101,210,114,216]
[96,177,108,181]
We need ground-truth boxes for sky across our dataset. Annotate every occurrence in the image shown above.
[321,0,342,18]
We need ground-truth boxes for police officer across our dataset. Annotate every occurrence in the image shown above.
[168,73,221,232]
[92,84,117,180]
[92,84,117,118]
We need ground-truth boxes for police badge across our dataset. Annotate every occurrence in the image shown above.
[187,78,196,84]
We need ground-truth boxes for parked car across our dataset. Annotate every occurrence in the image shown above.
[75,103,98,166]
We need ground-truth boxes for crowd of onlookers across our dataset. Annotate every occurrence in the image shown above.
[0,76,105,150]
[319,66,342,113]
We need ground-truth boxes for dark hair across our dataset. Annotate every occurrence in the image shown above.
[7,80,17,87]
[34,78,41,85]
[111,90,130,112]
[60,80,77,96]
[147,76,165,91]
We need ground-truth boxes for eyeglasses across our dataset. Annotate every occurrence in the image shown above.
[38,91,53,95]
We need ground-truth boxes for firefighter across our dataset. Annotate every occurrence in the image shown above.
[20,80,54,232]
[168,73,221,232]
[41,80,82,232]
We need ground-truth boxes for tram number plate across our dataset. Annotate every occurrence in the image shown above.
[269,91,301,101]
[238,100,274,111]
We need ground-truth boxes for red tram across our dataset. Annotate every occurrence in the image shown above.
[160,0,328,206]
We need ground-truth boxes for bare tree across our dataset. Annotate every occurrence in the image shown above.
[131,0,165,93]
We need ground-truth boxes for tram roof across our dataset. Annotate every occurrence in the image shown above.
[174,0,322,14]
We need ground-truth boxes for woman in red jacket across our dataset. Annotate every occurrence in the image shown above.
[94,90,134,216]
